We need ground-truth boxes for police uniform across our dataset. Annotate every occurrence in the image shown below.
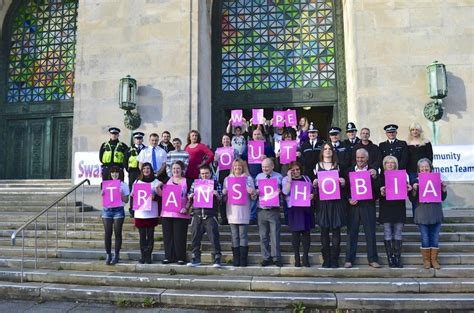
[300,122,324,182]
[342,122,361,156]
[329,127,350,171]
[124,131,147,216]
[99,127,129,181]
[379,124,409,170]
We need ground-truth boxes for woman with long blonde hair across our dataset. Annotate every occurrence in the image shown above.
[407,122,433,214]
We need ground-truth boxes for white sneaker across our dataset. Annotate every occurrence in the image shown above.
[187,259,201,267]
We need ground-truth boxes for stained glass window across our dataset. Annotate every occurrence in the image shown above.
[7,0,78,103]
[220,0,336,92]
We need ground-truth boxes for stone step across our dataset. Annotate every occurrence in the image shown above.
[0,205,93,213]
[0,179,71,185]
[2,229,474,243]
[2,248,473,266]
[0,280,473,310]
[2,267,474,294]
[3,257,473,278]
[3,237,474,254]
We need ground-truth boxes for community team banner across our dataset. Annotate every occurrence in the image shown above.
[433,145,474,181]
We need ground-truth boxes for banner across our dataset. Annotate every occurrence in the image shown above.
[248,140,264,164]
[290,181,311,207]
[133,182,152,211]
[161,184,187,218]
[385,170,407,200]
[258,177,279,207]
[216,147,234,170]
[280,140,297,164]
[273,111,286,127]
[285,109,297,127]
[102,180,121,208]
[230,109,243,126]
[252,109,265,125]
[227,176,248,205]
[74,152,102,185]
[193,179,214,208]
[317,170,341,200]
[419,172,442,203]
[433,145,474,181]
[349,171,373,201]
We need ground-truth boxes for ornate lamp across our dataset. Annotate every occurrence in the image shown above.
[119,75,141,130]
[424,61,448,122]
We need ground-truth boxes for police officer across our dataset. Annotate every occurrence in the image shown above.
[379,124,409,170]
[343,122,361,156]
[300,122,324,182]
[99,127,128,182]
[124,131,146,217]
[328,126,350,171]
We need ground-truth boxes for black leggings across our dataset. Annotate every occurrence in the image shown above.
[291,231,311,255]
[320,227,341,251]
[138,227,155,253]
[102,218,124,254]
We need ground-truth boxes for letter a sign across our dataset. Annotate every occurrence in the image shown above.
[419,172,442,203]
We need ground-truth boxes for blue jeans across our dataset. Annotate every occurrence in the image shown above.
[101,207,125,219]
[419,223,441,248]
[250,199,257,221]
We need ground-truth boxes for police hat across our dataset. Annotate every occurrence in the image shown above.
[308,122,319,133]
[329,126,341,135]
[108,127,121,134]
[346,122,357,132]
[384,124,398,132]
[133,131,144,139]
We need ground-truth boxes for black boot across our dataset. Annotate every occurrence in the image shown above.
[139,247,145,264]
[330,246,340,268]
[240,246,248,267]
[105,253,113,265]
[232,247,241,267]
[110,251,119,265]
[145,245,153,264]
[302,253,310,267]
[394,240,403,268]
[294,252,301,267]
[384,240,395,268]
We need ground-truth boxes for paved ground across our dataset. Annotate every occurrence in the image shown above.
[0,300,291,313]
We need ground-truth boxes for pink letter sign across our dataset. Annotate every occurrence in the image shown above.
[280,141,297,164]
[385,170,407,200]
[161,184,187,218]
[227,176,247,205]
[258,177,279,207]
[273,111,285,127]
[133,182,152,211]
[252,109,265,125]
[317,170,341,200]
[419,172,442,203]
[216,147,234,170]
[248,140,264,164]
[349,171,373,200]
[102,180,121,208]
[230,109,243,126]
[290,181,311,207]
[285,109,297,127]
[193,179,214,208]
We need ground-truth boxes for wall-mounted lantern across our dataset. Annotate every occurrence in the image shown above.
[424,61,448,122]
[119,75,141,130]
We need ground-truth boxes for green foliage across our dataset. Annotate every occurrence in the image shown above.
[292,302,306,313]
[226,258,233,265]
[142,296,157,308]
[116,298,131,307]
[168,269,177,275]
[56,265,63,271]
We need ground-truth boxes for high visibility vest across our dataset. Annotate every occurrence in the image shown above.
[102,142,125,164]
[128,148,139,169]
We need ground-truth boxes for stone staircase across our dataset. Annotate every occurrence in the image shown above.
[0,180,473,311]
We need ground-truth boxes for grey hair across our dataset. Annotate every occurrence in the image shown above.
[417,158,433,172]
[355,148,369,158]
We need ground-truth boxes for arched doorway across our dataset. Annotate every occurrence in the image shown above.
[0,0,78,179]
[211,0,347,145]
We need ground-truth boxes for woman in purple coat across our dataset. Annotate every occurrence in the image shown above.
[282,161,315,267]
